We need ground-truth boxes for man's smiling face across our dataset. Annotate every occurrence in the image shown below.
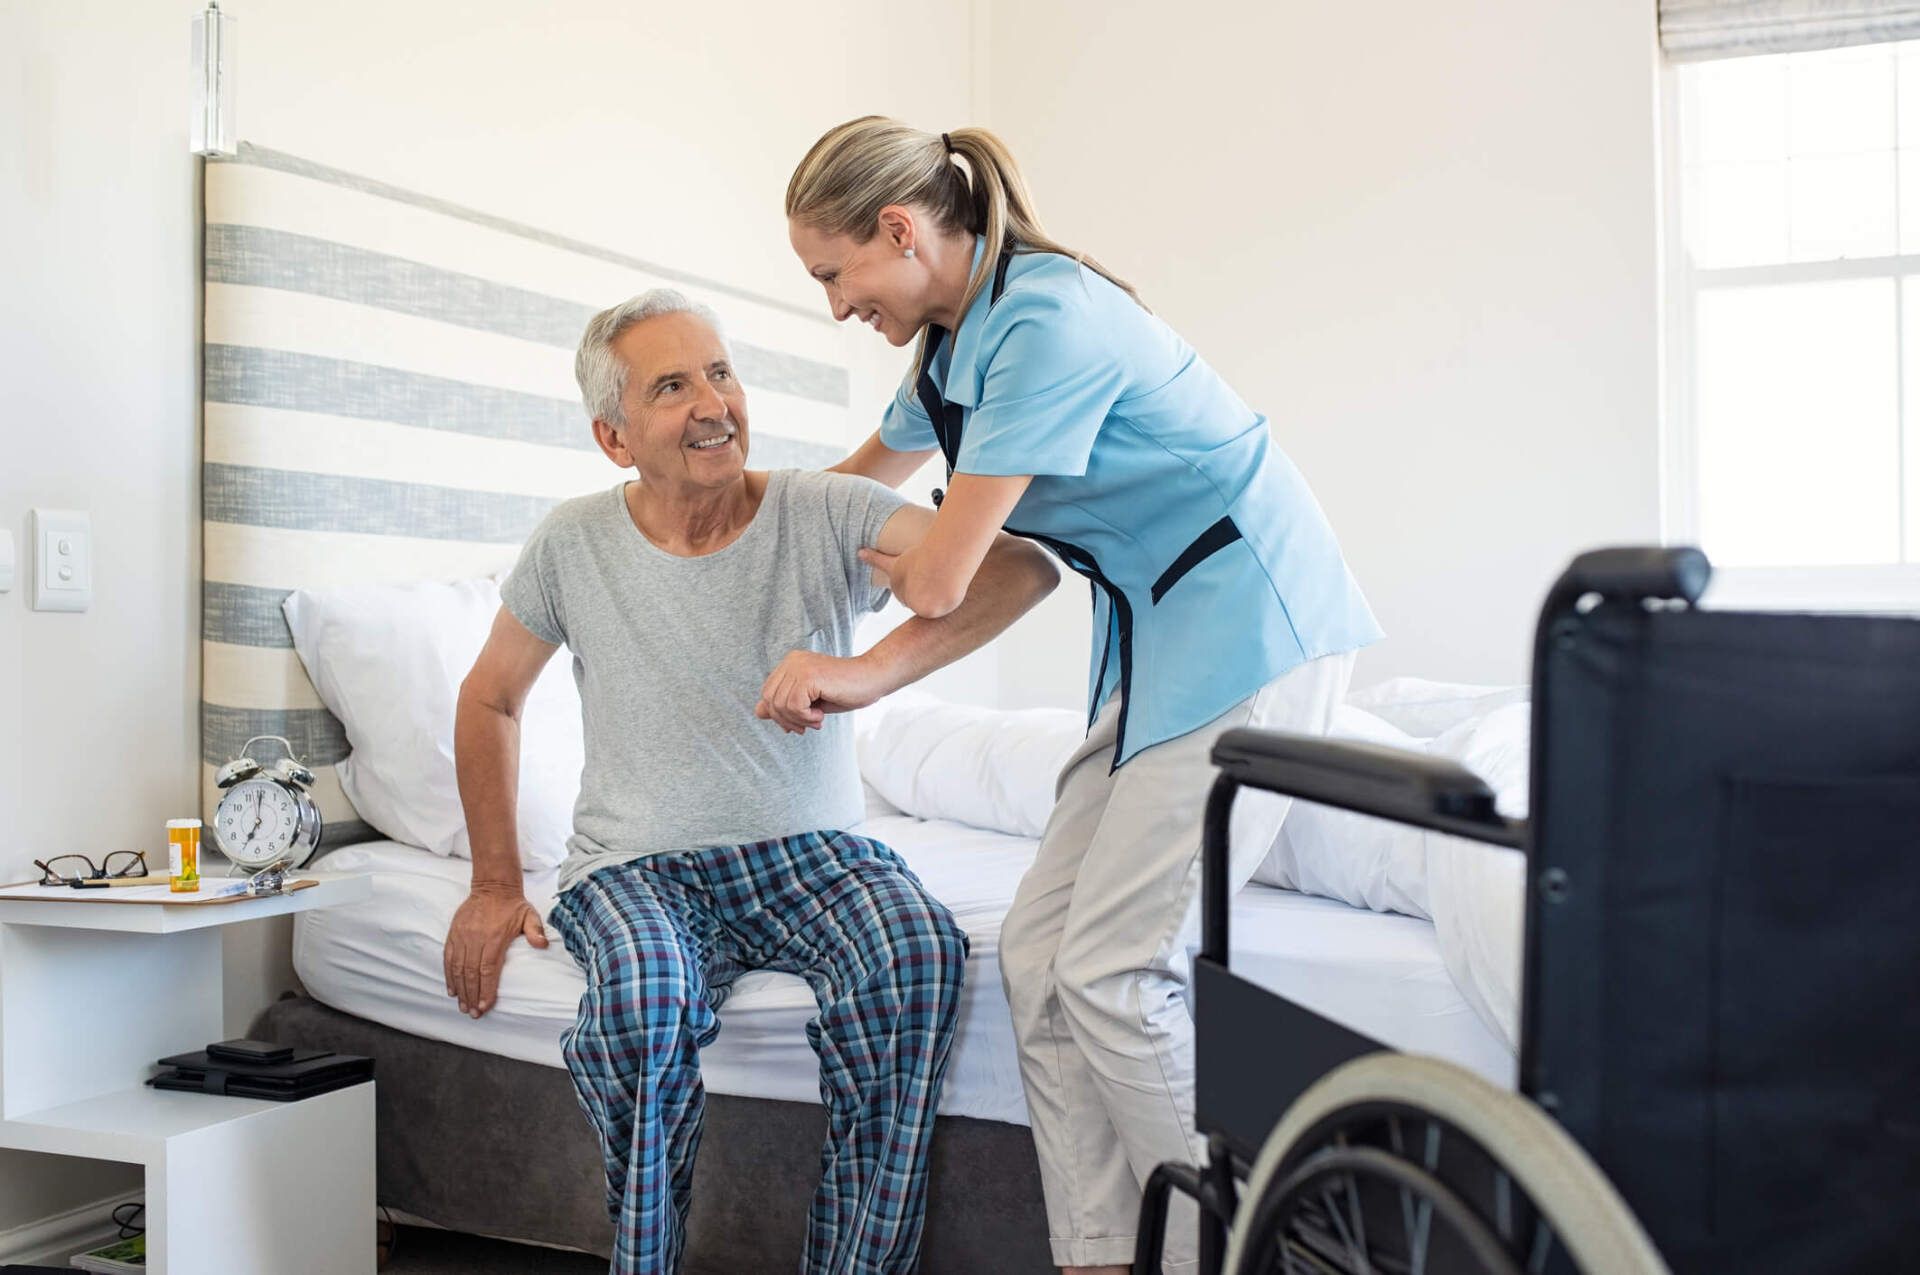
[602,310,750,490]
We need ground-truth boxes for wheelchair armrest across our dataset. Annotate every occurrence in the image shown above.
[1210,728,1527,850]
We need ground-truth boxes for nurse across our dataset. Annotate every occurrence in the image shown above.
[786,117,1382,1275]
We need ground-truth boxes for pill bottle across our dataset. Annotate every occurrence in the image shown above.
[167,818,201,893]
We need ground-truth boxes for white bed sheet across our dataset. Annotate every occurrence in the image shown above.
[1228,890,1514,1088]
[295,818,1036,1124]
[293,818,1511,1130]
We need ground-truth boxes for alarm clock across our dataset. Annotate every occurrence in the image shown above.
[213,735,324,870]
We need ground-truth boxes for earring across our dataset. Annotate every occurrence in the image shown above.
[903,247,916,259]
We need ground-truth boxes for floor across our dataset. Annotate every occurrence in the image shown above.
[382,1225,607,1273]
[31,1224,607,1275]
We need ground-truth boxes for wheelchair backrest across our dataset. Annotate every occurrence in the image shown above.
[1521,571,1920,1273]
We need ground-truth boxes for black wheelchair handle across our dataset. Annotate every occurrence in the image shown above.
[1553,546,1710,608]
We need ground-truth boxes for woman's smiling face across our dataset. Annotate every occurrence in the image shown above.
[789,212,935,348]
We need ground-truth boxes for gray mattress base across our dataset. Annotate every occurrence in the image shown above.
[251,995,1055,1273]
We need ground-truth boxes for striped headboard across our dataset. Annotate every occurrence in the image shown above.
[201,143,851,849]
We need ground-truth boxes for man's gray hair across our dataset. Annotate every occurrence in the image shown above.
[574,289,727,426]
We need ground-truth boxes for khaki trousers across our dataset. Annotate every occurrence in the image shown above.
[1000,653,1355,1270]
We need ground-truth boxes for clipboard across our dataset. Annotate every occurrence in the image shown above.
[0,877,320,905]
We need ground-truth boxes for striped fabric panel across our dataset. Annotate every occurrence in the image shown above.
[206,225,848,406]
[201,158,836,356]
[202,143,854,852]
[206,343,589,449]
[223,145,829,325]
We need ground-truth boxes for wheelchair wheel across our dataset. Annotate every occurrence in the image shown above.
[1223,1054,1667,1275]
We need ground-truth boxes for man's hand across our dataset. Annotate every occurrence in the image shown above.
[444,881,549,1018]
[756,649,890,734]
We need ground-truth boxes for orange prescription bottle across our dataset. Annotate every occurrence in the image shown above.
[167,818,201,893]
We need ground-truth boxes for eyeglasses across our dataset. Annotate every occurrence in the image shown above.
[35,851,149,887]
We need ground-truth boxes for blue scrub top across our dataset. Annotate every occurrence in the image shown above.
[882,243,1382,768]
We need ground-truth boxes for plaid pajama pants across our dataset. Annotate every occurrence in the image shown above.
[548,829,969,1275]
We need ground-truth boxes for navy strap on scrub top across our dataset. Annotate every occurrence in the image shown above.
[896,248,1382,773]
[912,250,1174,763]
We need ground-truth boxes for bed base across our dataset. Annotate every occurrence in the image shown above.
[252,994,1054,1273]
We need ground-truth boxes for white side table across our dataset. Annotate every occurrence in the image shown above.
[0,872,374,1274]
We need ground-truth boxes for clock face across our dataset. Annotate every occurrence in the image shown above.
[216,778,302,864]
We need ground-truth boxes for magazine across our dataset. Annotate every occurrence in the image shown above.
[70,1234,144,1272]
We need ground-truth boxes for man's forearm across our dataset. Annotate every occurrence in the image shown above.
[454,687,526,890]
[861,536,1058,691]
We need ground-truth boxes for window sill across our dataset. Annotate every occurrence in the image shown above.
[1699,565,1920,614]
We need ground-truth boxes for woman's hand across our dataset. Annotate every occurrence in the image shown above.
[756,649,891,733]
[859,474,1035,620]
[857,544,953,617]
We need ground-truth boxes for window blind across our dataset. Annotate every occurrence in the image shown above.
[1661,0,1920,61]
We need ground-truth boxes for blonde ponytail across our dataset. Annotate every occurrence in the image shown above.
[786,117,1144,366]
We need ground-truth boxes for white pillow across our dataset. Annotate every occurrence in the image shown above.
[1431,701,1530,819]
[1346,677,1529,739]
[282,577,581,870]
[1249,696,1531,918]
[1248,705,1433,915]
[857,698,1083,837]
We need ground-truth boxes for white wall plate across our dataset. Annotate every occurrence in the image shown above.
[31,509,91,613]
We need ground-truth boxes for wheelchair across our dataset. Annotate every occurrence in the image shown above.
[1136,548,1920,1275]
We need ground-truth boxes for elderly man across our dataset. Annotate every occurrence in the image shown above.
[442,289,1057,1275]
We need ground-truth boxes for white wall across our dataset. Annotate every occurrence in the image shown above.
[1,0,202,1233]
[985,0,1663,696]
[0,0,976,1239]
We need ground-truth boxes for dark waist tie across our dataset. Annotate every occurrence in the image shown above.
[1151,516,1243,605]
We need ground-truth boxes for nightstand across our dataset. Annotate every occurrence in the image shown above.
[0,873,374,1274]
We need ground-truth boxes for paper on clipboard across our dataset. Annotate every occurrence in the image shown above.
[0,877,319,904]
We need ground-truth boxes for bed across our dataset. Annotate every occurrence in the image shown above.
[256,670,1526,1271]
[292,827,1511,1106]
[261,802,1513,1271]
[243,584,1531,1272]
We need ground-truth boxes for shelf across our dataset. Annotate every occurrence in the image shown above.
[0,862,376,1271]
[0,1082,299,1160]
[0,871,370,933]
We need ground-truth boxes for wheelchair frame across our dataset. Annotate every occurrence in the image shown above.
[1133,548,1711,1275]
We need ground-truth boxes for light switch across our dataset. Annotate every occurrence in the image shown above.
[31,509,91,613]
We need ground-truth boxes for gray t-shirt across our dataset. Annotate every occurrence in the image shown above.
[500,468,907,894]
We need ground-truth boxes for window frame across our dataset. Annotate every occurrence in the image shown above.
[1660,54,1920,611]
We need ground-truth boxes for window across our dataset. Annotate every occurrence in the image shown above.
[1667,41,1920,606]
